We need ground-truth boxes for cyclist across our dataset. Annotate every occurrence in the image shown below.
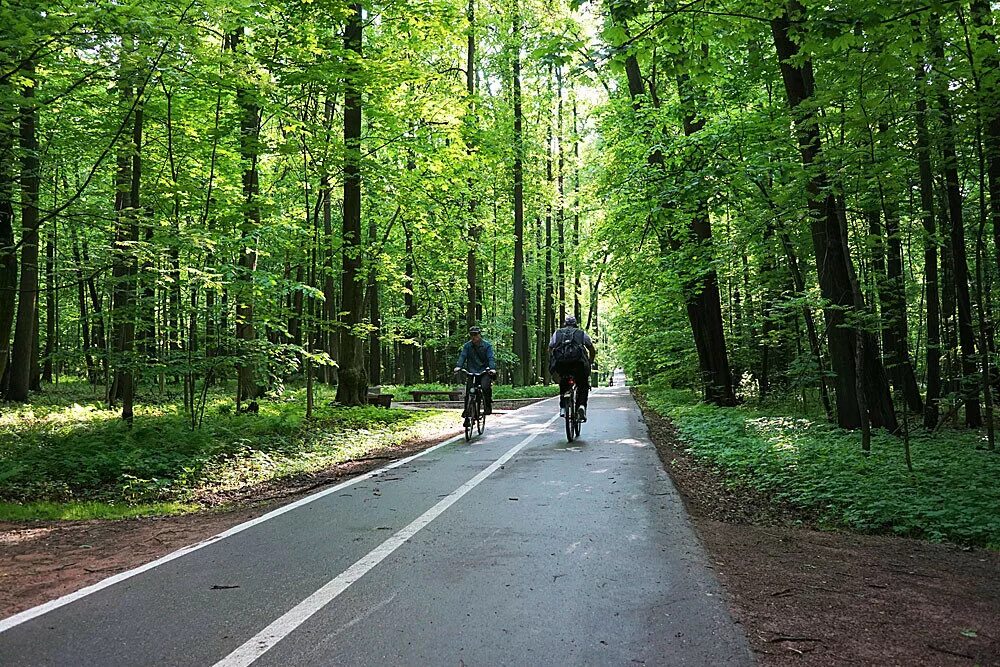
[453,326,497,425]
[548,315,596,421]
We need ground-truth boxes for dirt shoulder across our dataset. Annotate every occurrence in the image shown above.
[0,426,464,619]
[634,390,1000,666]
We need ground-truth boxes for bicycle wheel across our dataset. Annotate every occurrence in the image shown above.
[573,406,582,438]
[464,390,475,441]
[476,393,486,435]
[564,387,576,442]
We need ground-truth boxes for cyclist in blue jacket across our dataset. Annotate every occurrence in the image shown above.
[454,326,497,424]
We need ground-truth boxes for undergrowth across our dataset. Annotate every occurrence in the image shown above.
[642,383,1000,549]
[380,383,559,401]
[0,382,451,520]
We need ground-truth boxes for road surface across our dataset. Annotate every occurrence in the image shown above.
[0,376,752,666]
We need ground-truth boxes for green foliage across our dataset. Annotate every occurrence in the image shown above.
[0,383,451,516]
[642,383,1000,549]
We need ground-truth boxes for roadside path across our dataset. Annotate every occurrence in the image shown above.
[0,381,751,666]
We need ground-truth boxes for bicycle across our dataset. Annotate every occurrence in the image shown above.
[459,370,488,441]
[561,374,582,442]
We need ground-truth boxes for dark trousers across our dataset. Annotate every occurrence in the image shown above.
[464,374,493,415]
[556,361,590,408]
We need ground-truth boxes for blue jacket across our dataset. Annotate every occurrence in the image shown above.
[456,339,496,374]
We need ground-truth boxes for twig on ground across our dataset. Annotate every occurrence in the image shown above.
[926,644,975,660]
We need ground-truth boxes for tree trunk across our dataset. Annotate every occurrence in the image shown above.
[465,0,479,328]
[367,214,381,386]
[0,93,17,391]
[675,69,737,406]
[511,0,529,386]
[771,2,897,431]
[335,0,367,405]
[556,65,566,326]
[231,28,261,404]
[7,61,40,403]
[929,15,982,426]
[969,0,1000,276]
[42,227,55,382]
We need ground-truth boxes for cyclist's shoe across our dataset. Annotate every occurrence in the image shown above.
[559,407,565,417]
[578,405,587,422]
[464,417,472,427]
[485,406,493,415]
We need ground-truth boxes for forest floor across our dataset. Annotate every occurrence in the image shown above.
[635,392,1000,666]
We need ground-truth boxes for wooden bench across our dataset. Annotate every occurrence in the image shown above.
[365,393,393,408]
[410,390,463,402]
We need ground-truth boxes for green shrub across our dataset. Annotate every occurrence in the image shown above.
[642,384,1000,549]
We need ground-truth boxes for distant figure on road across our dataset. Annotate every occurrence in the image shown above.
[548,315,597,422]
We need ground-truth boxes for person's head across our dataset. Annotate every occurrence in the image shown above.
[469,326,482,343]
[563,315,577,328]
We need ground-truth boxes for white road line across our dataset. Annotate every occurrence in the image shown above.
[214,412,561,667]
[0,394,558,634]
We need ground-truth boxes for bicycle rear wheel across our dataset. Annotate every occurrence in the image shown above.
[564,387,576,442]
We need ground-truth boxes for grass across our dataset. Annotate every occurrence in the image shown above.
[380,382,559,401]
[641,382,1000,549]
[0,381,453,521]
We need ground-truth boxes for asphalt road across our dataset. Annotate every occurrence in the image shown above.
[0,375,753,666]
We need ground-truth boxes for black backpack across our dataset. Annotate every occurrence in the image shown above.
[550,327,586,366]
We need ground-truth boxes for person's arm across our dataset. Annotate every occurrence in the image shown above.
[548,331,558,349]
[582,332,597,361]
[455,343,467,371]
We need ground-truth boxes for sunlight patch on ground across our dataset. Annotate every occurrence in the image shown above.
[746,416,817,455]
[610,437,647,448]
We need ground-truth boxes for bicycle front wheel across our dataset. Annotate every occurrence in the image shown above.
[464,392,475,441]
[476,394,486,434]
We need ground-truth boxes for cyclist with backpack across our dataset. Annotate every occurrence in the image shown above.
[454,326,497,425]
[549,316,597,421]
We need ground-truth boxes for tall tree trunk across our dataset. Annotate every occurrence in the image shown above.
[969,0,1000,276]
[336,0,367,405]
[511,0,529,386]
[675,67,737,406]
[231,28,261,404]
[71,230,95,381]
[930,15,982,426]
[572,94,582,320]
[556,65,566,325]
[366,214,381,386]
[42,226,55,382]
[771,2,897,431]
[402,218,418,385]
[108,47,140,422]
[0,94,17,391]
[465,0,479,328]
[8,60,40,403]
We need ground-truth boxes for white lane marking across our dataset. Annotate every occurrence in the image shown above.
[0,396,561,634]
[214,412,561,667]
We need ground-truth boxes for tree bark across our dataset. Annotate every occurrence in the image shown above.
[0,90,17,392]
[230,28,261,404]
[511,0,529,386]
[335,0,367,405]
[770,2,897,431]
[929,15,982,426]
[7,61,40,403]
